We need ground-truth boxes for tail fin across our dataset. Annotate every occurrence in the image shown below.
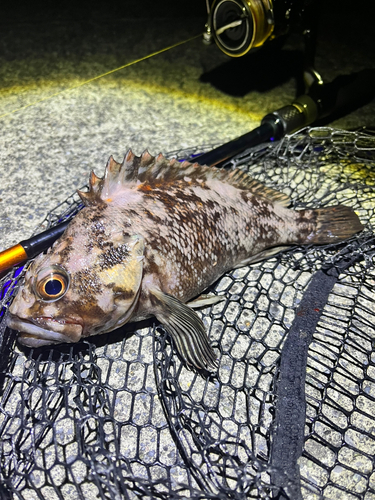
[310,205,363,244]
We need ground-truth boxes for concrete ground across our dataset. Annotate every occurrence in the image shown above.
[0,0,374,251]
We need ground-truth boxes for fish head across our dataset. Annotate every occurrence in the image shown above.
[8,209,145,348]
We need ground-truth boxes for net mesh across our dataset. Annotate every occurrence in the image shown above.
[0,127,374,500]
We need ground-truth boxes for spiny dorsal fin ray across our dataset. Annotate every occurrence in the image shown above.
[77,169,104,206]
[89,171,102,192]
[102,155,122,199]
[91,151,290,207]
[77,189,91,206]
[77,188,104,207]
[119,149,139,183]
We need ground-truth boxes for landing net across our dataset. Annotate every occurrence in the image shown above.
[0,127,374,499]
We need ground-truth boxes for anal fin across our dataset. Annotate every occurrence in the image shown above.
[187,294,225,308]
[149,289,218,371]
[235,245,292,267]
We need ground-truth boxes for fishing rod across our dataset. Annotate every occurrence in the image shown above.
[0,69,374,274]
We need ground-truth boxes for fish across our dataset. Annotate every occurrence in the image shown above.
[7,150,363,370]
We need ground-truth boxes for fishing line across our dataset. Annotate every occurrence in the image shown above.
[0,33,201,120]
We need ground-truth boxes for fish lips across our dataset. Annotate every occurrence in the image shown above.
[7,314,83,347]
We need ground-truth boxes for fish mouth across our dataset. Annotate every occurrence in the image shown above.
[7,314,84,348]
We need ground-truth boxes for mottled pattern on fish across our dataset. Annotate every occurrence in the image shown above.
[8,150,363,370]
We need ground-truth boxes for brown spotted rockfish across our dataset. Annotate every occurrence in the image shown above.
[8,151,363,370]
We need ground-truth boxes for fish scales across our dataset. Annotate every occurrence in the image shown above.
[7,150,363,371]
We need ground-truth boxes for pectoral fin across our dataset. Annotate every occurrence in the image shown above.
[149,289,218,371]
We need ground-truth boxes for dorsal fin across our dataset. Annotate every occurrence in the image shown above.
[218,168,290,207]
[77,170,105,206]
[78,151,290,207]
[119,149,139,182]
[138,153,290,206]
[101,155,122,200]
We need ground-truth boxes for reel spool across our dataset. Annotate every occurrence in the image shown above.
[207,0,275,57]
[204,0,317,61]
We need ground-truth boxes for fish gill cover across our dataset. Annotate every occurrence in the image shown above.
[0,127,374,499]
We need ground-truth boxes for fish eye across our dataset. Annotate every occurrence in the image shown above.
[34,266,70,302]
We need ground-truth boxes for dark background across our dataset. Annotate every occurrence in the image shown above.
[2,0,374,107]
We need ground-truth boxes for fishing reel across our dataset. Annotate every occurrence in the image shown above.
[203,0,321,88]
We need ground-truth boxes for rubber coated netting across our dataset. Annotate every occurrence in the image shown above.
[0,127,374,500]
